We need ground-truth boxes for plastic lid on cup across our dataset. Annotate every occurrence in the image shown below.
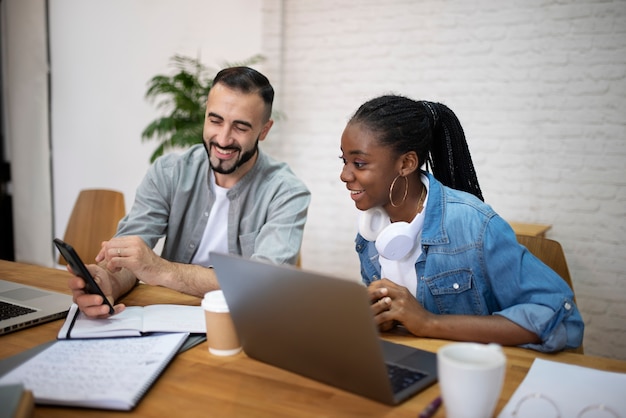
[209,346,242,356]
[201,290,230,313]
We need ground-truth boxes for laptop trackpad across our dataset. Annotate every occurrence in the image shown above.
[381,340,437,372]
[382,340,418,360]
[1,288,50,301]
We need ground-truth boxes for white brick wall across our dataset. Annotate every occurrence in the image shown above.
[262,0,626,360]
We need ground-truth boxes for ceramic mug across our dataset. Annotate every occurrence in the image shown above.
[437,342,506,418]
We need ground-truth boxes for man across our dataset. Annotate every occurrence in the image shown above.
[68,67,310,318]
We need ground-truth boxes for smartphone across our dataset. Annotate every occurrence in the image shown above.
[53,238,115,315]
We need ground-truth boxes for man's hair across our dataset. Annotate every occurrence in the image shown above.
[212,66,274,121]
[350,95,483,201]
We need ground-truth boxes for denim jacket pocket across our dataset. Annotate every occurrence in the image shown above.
[424,269,485,315]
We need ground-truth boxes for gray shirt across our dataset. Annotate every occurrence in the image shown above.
[116,144,310,265]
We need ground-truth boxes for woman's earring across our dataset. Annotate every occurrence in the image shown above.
[389,175,408,208]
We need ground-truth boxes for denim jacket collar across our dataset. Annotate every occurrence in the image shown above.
[421,171,450,247]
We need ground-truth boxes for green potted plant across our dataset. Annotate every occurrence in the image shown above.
[141,54,265,162]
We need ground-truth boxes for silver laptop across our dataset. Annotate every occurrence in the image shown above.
[0,279,73,335]
[210,252,438,405]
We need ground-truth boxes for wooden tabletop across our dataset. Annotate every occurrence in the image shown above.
[508,222,552,238]
[1,259,625,417]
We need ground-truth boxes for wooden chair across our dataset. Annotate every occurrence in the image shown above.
[516,234,584,354]
[58,189,126,266]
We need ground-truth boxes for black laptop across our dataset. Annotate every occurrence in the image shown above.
[210,252,438,405]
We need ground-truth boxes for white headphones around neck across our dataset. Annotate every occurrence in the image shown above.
[358,207,421,261]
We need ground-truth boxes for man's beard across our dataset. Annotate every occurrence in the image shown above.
[205,137,259,175]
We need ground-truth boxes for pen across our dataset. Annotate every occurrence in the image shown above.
[418,395,442,418]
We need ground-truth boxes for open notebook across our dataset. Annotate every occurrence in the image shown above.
[210,252,438,405]
[0,279,72,335]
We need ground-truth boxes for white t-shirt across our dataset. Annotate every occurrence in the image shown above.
[190,172,229,267]
[379,175,430,297]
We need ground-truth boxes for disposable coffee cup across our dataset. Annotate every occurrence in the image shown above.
[437,342,506,418]
[201,290,241,356]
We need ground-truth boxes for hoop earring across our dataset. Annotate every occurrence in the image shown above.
[389,175,408,208]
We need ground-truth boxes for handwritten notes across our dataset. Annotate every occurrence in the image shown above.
[0,332,188,410]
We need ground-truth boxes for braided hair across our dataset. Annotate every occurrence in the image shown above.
[349,95,484,201]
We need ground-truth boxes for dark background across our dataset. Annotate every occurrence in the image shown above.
[0,3,15,261]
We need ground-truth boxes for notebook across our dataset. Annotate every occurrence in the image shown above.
[0,279,73,336]
[210,252,438,405]
[0,332,189,410]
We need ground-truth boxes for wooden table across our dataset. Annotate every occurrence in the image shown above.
[1,259,625,417]
[508,222,552,238]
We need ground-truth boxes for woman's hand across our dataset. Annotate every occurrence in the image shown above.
[367,278,434,335]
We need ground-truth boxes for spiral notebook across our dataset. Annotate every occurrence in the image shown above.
[0,332,188,410]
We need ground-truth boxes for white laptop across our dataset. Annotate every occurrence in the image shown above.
[0,279,73,335]
[210,252,438,405]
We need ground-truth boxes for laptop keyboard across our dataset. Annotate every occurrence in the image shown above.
[387,363,428,394]
[0,300,36,320]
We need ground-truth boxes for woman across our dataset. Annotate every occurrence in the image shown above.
[339,95,583,352]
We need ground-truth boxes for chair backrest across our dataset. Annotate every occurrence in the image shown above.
[516,234,584,353]
[59,189,126,266]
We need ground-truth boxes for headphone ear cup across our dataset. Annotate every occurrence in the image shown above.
[375,222,414,260]
[358,207,390,242]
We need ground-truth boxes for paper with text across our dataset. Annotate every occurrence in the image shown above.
[0,332,188,410]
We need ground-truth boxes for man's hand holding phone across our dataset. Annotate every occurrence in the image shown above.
[68,264,126,318]
[55,238,124,318]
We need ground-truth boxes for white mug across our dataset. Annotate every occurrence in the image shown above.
[438,342,506,418]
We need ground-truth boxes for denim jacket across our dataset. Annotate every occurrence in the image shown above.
[356,172,584,352]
